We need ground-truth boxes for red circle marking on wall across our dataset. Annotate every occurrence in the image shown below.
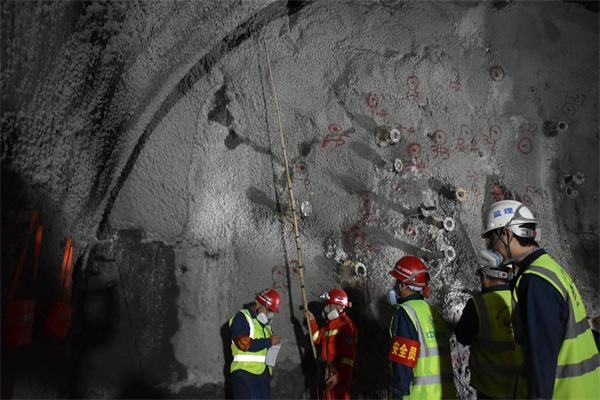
[367,93,380,109]
[407,76,419,91]
[433,129,446,145]
[517,137,533,154]
[408,143,421,158]
[328,123,342,133]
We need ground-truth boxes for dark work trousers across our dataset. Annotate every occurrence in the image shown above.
[231,369,271,399]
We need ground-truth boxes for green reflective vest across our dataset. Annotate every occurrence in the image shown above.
[513,253,600,399]
[389,299,456,400]
[229,309,273,375]
[470,289,524,398]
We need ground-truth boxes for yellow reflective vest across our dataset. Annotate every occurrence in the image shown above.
[470,289,524,398]
[389,299,456,400]
[512,253,600,399]
[229,309,272,375]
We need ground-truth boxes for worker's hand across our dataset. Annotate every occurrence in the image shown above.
[305,310,315,321]
[326,371,339,389]
[271,335,282,346]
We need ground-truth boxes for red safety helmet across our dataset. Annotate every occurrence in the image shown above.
[256,288,281,313]
[389,256,429,287]
[321,288,352,308]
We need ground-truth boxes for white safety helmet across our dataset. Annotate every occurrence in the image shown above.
[482,200,537,238]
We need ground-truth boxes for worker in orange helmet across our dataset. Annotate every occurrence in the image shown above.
[306,288,358,400]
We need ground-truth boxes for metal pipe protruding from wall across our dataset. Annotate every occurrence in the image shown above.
[300,200,312,219]
[354,262,367,277]
[389,128,401,144]
[443,217,455,232]
[455,187,468,203]
[444,247,457,262]
[393,158,403,173]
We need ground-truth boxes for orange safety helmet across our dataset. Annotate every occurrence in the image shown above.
[256,288,281,313]
[389,256,429,288]
[321,288,352,308]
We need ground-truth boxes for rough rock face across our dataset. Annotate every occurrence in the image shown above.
[1,1,598,398]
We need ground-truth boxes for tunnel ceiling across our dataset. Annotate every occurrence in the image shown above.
[2,0,598,397]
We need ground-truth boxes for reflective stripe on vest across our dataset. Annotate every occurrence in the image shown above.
[229,309,272,376]
[470,290,522,399]
[513,254,600,399]
[389,300,456,400]
[233,354,267,362]
[413,372,454,385]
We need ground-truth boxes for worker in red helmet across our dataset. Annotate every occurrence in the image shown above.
[228,288,282,399]
[306,288,358,400]
[387,256,455,399]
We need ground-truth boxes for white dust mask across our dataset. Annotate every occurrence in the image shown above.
[257,312,269,325]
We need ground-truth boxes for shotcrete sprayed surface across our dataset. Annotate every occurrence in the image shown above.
[107,2,599,396]
[2,0,598,398]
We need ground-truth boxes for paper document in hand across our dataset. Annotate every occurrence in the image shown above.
[266,343,281,367]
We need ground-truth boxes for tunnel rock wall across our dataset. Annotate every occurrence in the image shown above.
[2,1,598,399]
[108,1,599,396]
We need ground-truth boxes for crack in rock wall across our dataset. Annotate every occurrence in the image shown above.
[2,1,598,398]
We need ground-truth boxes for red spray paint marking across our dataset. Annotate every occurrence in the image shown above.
[431,130,450,159]
[321,123,351,150]
[491,185,506,202]
[456,124,479,153]
[295,162,307,174]
[485,125,502,153]
[450,68,461,91]
[406,75,420,100]
[367,93,388,117]
[407,142,421,158]
[517,137,533,154]
[272,265,288,291]
[342,224,379,253]
[290,260,300,276]
[295,162,310,188]
[397,123,416,135]
[518,122,538,136]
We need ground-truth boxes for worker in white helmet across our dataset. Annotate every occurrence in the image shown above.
[481,200,599,399]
